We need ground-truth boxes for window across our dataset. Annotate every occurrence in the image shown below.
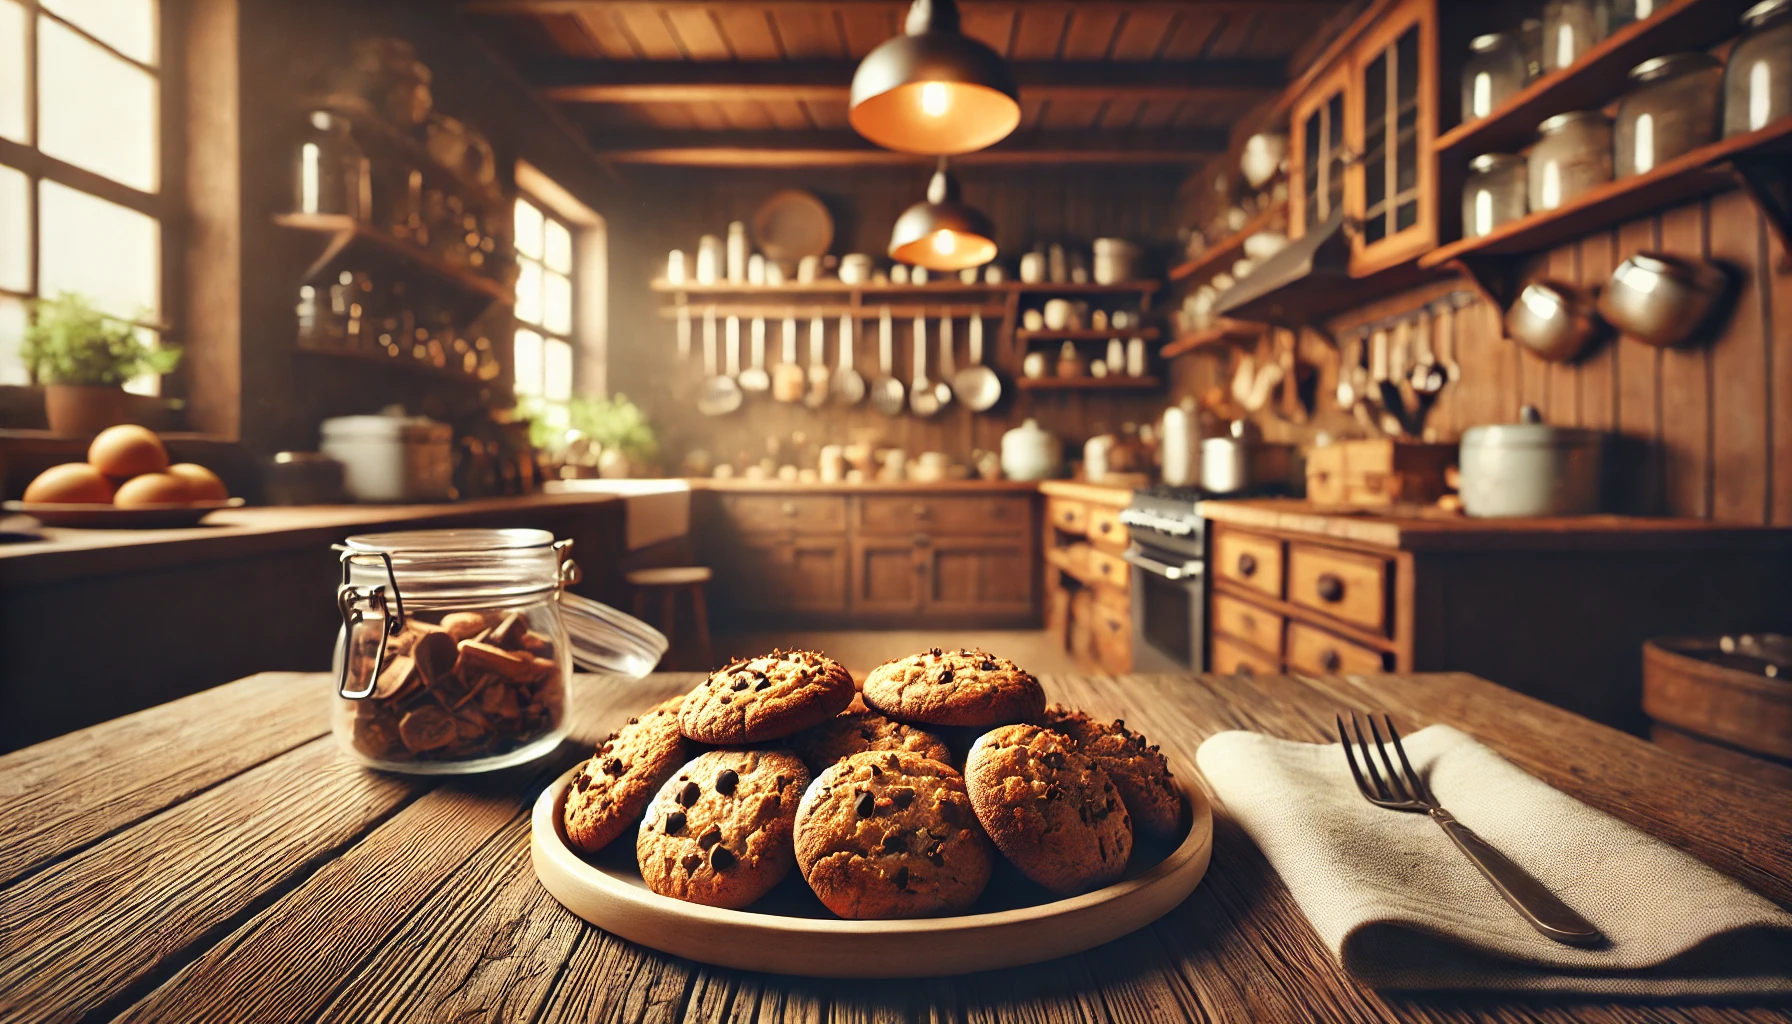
[512,194,575,432]
[0,0,167,394]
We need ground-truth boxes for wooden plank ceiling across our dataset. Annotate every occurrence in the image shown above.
[459,1,1350,166]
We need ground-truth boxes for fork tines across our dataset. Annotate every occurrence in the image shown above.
[1336,711,1432,809]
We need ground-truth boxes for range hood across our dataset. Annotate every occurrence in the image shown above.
[1212,209,1354,327]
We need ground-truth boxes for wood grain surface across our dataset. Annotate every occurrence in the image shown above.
[1,669,1788,1024]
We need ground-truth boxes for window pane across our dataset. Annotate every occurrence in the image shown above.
[39,178,160,320]
[38,16,159,193]
[544,401,569,433]
[544,337,572,401]
[544,270,571,336]
[0,163,27,292]
[514,198,543,260]
[0,0,25,143]
[0,294,27,385]
[514,327,543,396]
[122,326,159,396]
[41,0,157,64]
[515,258,542,326]
[544,218,571,274]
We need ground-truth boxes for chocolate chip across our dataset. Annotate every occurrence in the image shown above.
[731,678,749,691]
[854,790,876,817]
[925,842,944,866]
[602,758,624,775]
[715,768,738,795]
[681,852,702,872]
[775,774,790,789]
[892,866,910,889]
[881,832,906,853]
[1043,751,1067,770]
[1046,784,1064,801]
[869,762,882,776]
[890,787,915,809]
[1098,837,1109,861]
[1114,719,1125,729]
[938,800,960,822]
[698,823,722,848]
[929,647,942,656]
[980,660,997,671]
[709,846,737,870]
[937,667,953,683]
[719,695,732,704]
[626,717,639,725]
[678,781,700,806]
[767,793,780,811]
[664,811,686,833]
[754,678,770,690]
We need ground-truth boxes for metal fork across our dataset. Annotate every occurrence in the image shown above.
[1337,712,1605,947]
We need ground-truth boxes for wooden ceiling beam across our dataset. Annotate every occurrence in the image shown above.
[466,1,1344,13]
[589,129,1227,166]
[532,59,1284,104]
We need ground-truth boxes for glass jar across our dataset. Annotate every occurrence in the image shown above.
[1463,153,1528,238]
[294,111,371,221]
[1616,53,1724,176]
[1725,0,1792,137]
[331,528,667,774]
[1542,0,1602,73]
[1462,33,1529,123]
[1605,0,1664,33]
[1530,111,1613,211]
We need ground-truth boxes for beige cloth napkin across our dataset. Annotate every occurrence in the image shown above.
[1195,725,1792,994]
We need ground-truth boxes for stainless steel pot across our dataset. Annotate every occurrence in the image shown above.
[1458,405,1603,517]
[1597,252,1729,348]
[1505,280,1600,362]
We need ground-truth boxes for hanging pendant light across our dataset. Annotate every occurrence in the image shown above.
[849,0,1021,155]
[889,159,998,272]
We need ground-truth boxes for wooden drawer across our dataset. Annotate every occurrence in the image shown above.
[1211,635,1279,677]
[1285,620,1386,675]
[855,495,1029,535]
[1092,597,1132,673]
[1047,498,1088,535]
[719,495,845,534]
[1211,593,1283,659]
[1287,544,1389,633]
[1086,546,1130,591]
[1086,505,1129,549]
[1213,529,1283,600]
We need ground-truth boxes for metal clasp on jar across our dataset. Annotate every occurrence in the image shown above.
[554,537,583,588]
[334,549,406,699]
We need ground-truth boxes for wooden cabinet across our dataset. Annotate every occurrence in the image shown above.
[723,535,849,618]
[856,495,1029,535]
[1211,592,1283,659]
[1287,543,1389,634]
[1290,61,1352,242]
[849,536,927,617]
[1212,635,1280,677]
[1043,486,1135,675]
[924,536,1034,618]
[1286,620,1387,675]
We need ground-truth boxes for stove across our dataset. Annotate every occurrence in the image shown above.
[1118,486,1211,672]
[1118,485,1212,561]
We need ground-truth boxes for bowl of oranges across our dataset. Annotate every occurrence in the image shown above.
[6,425,244,528]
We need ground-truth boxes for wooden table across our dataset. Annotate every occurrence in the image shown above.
[3,670,1789,1024]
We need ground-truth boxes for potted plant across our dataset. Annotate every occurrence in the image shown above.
[22,293,179,436]
[527,394,659,478]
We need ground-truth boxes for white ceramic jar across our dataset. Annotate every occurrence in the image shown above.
[1000,418,1062,480]
[320,413,455,502]
[1458,406,1604,517]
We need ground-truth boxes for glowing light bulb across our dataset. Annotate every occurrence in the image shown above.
[932,231,957,255]
[920,81,951,118]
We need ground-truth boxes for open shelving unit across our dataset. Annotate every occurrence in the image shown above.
[649,280,1160,297]
[1014,375,1161,393]
[1160,318,1267,359]
[1168,203,1286,284]
[1016,327,1160,343]
[275,213,515,310]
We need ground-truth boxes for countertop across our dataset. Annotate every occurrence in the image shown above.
[4,668,1787,1023]
[1199,498,1792,552]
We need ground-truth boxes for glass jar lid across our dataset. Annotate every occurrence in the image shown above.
[1743,0,1792,27]
[1537,110,1609,134]
[1629,52,1721,83]
[1469,31,1514,52]
[1469,153,1526,172]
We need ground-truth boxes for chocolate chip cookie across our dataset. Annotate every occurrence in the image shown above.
[790,694,955,773]
[636,749,810,909]
[562,696,692,855]
[964,723,1133,895]
[1042,704,1182,838]
[679,649,855,745]
[794,750,992,918]
[861,648,1045,728]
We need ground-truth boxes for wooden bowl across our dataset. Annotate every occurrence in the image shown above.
[531,762,1213,977]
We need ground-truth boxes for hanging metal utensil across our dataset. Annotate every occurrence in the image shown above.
[953,311,1002,411]
[805,310,830,408]
[675,305,692,359]
[932,313,955,409]
[833,312,866,405]
[909,314,942,417]
[773,312,805,402]
[1410,304,1446,437]
[870,306,906,417]
[697,307,741,416]
[739,316,771,392]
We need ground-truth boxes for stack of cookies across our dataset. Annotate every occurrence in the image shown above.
[561,646,1182,919]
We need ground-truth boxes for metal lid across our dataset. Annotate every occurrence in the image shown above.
[1469,152,1525,172]
[1537,110,1609,134]
[1744,0,1792,28]
[1460,406,1603,450]
[1469,31,1513,52]
[1629,52,1721,83]
[320,414,452,441]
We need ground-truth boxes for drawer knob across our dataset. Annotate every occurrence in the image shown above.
[1237,552,1258,578]
[1235,661,1254,677]
[1241,614,1256,631]
[1316,573,1345,603]
[913,534,931,547]
[1097,522,1112,534]
[781,502,797,516]
[1320,649,1342,672]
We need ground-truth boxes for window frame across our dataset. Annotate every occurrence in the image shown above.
[512,191,578,433]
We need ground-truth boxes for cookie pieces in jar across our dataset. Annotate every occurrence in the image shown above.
[339,608,566,770]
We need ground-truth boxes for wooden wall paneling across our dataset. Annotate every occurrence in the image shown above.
[836,6,897,57]
[614,7,684,59]
[1707,189,1772,525]
[1658,202,1712,519]
[1577,229,1619,432]
[1452,293,1511,430]
[1202,13,1260,58]
[768,7,846,59]
[1543,243,1579,424]
[1615,215,1663,514]
[1773,220,1792,525]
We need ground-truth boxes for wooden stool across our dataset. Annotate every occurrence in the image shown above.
[626,566,714,669]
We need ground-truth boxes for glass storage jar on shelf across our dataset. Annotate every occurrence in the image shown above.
[1462,33,1529,123]
[1725,0,1792,137]
[1606,0,1665,34]
[331,528,667,774]
[1617,53,1723,176]
[293,111,371,221]
[1542,0,1603,73]
[1463,153,1528,238]
[1529,111,1612,211]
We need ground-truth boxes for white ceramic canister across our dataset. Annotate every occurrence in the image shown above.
[1458,406,1604,517]
[1001,418,1062,481]
[726,221,749,284]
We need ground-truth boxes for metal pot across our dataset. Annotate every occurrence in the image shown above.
[1505,280,1600,362]
[1458,405,1603,517]
[1597,252,1729,348]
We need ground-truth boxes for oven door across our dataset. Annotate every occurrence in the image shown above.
[1123,547,1205,673]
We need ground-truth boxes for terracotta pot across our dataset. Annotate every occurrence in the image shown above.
[43,384,128,436]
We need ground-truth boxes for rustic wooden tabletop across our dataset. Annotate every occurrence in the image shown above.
[2,669,1788,1024]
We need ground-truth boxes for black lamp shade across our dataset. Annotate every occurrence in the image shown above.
[888,163,998,271]
[849,0,1021,155]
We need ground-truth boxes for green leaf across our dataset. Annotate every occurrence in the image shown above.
[20,292,181,387]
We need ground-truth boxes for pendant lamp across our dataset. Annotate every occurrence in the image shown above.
[849,0,1021,155]
[889,159,998,272]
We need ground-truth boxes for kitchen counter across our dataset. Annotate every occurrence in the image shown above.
[689,477,1045,493]
[5,667,1787,1023]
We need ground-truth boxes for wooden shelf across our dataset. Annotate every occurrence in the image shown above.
[294,336,501,387]
[299,94,502,210]
[654,302,1007,319]
[1168,203,1286,284]
[274,213,514,307]
[1017,327,1160,343]
[651,280,1160,296]
[1015,376,1160,392]
[1433,0,1756,160]
[1161,319,1267,358]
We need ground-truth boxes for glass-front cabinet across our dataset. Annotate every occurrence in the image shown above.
[1290,63,1352,241]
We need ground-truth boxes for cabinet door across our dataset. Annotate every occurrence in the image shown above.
[850,536,925,616]
[1349,0,1435,273]
[1290,61,1352,241]
[922,536,1035,618]
[720,536,848,617]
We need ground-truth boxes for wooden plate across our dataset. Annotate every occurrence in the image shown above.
[3,498,245,529]
[752,189,834,264]
[531,762,1213,977]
